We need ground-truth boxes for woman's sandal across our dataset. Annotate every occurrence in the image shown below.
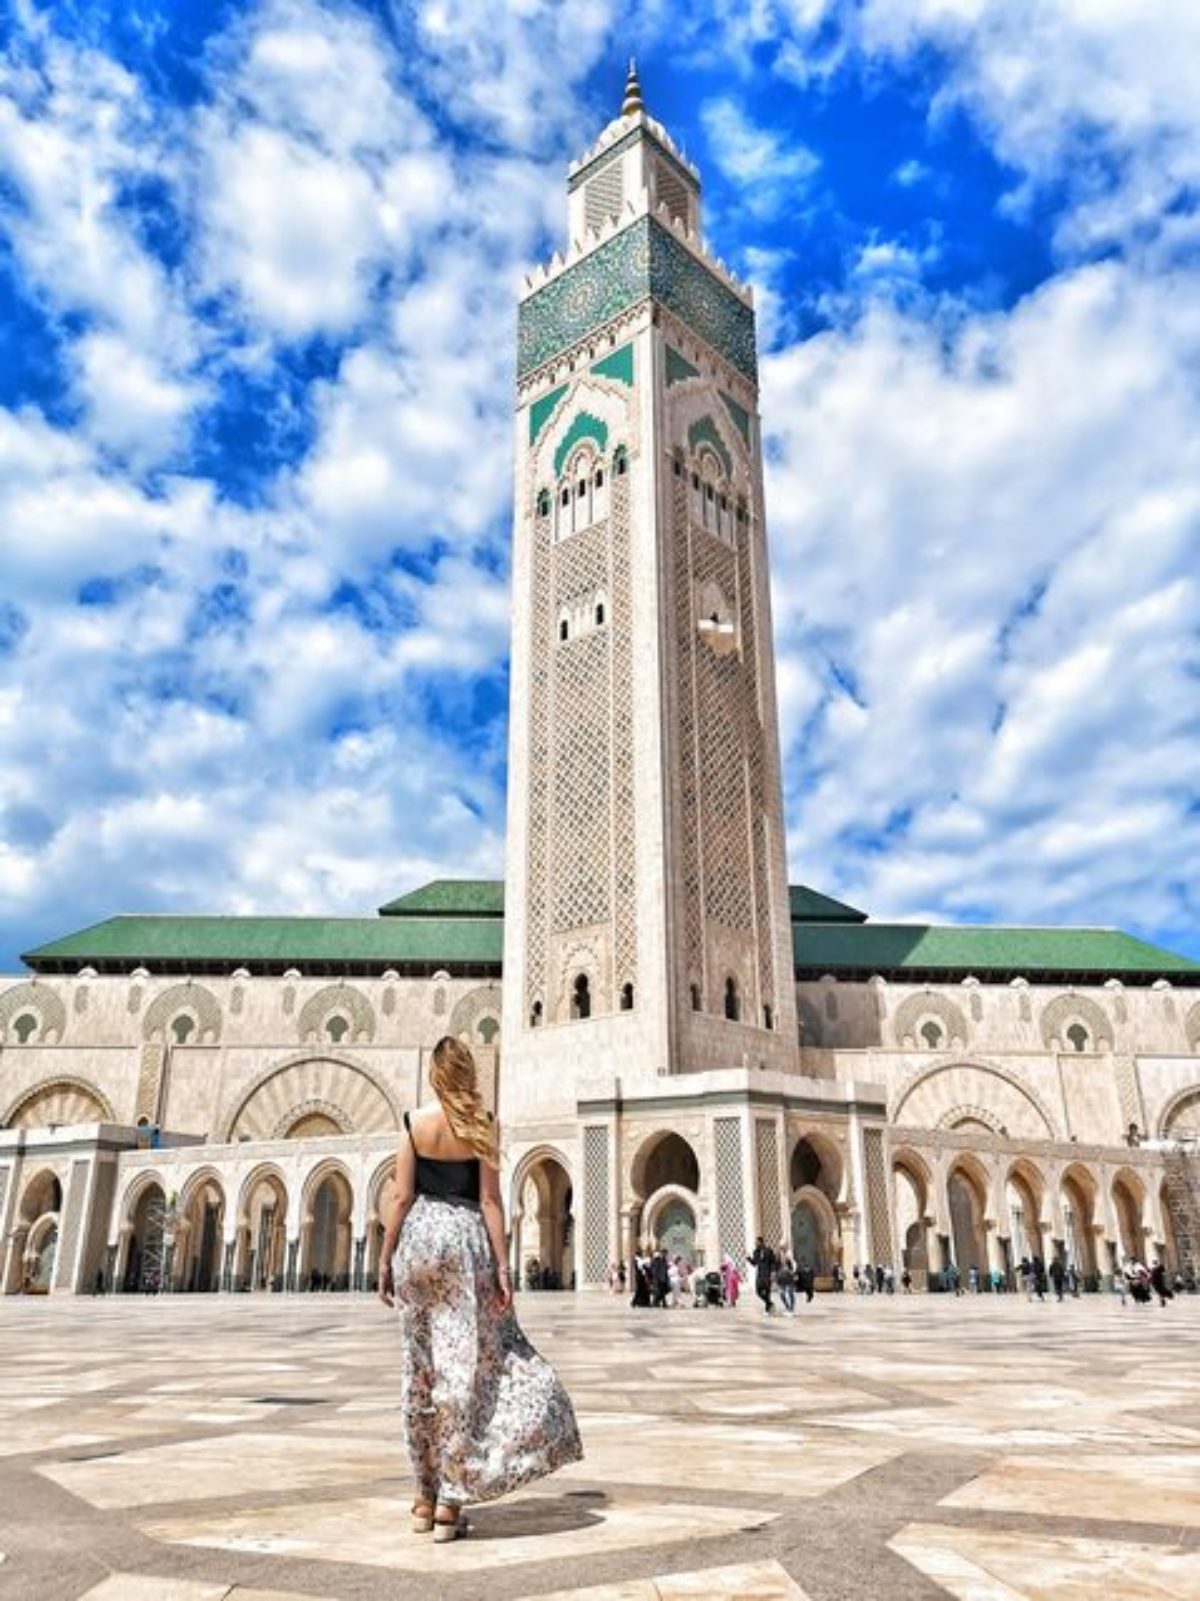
[433,1505,467,1543]
[411,1500,435,1534]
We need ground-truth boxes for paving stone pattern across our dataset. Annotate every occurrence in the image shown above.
[0,1292,1198,1600]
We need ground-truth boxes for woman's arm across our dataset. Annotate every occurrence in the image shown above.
[480,1145,512,1314]
[377,1135,417,1308]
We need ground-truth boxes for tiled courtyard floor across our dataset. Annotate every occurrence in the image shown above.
[0,1290,1198,1601]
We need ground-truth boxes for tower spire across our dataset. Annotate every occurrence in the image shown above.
[621,57,644,118]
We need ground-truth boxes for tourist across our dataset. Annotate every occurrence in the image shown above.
[750,1235,778,1314]
[722,1253,742,1308]
[1048,1256,1065,1302]
[651,1248,670,1308]
[798,1260,816,1305]
[832,1263,845,1293]
[875,1264,886,1294]
[631,1252,652,1308]
[1149,1259,1173,1307]
[1032,1256,1047,1301]
[851,1264,861,1294]
[901,1267,912,1294]
[946,1262,962,1296]
[378,1035,582,1541]
[776,1252,797,1315]
[617,1260,627,1294]
[968,1264,979,1294]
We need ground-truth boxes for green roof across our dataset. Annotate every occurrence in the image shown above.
[23,915,503,974]
[789,885,868,923]
[793,922,1200,980]
[378,880,504,918]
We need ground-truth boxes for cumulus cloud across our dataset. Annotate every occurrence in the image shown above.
[701,96,820,216]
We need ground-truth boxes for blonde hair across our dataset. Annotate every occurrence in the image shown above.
[430,1036,498,1168]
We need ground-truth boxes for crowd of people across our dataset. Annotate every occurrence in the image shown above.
[612,1242,1196,1310]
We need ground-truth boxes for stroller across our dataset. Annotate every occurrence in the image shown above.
[702,1269,725,1308]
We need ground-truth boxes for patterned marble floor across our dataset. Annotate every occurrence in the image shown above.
[0,1290,1197,1600]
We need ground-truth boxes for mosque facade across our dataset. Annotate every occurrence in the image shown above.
[2,71,1199,1299]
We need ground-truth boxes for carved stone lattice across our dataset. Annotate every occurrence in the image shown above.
[1185,1001,1200,1052]
[135,1044,166,1125]
[796,997,823,1047]
[0,982,67,1045]
[893,992,969,1048]
[755,1119,782,1246]
[143,983,223,1045]
[1114,1056,1146,1133]
[55,1159,89,1291]
[611,472,638,992]
[6,1077,113,1129]
[1039,993,1113,1050]
[583,1125,610,1284]
[449,984,503,1043]
[296,985,376,1045]
[713,1116,746,1260]
[863,1127,893,1267]
[524,501,553,1019]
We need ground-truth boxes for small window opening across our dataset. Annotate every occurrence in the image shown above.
[595,602,605,626]
[478,1016,500,1044]
[705,483,714,501]
[326,1015,350,1044]
[690,983,701,1011]
[615,449,628,476]
[620,982,634,1011]
[171,1014,195,1045]
[571,973,591,1021]
[593,468,604,488]
[920,1019,943,1049]
[12,1013,37,1044]
[559,618,569,642]
[691,472,700,490]
[763,1004,774,1031]
[537,489,551,517]
[561,487,570,507]
[724,976,740,1022]
[1066,1022,1090,1053]
[530,1000,543,1029]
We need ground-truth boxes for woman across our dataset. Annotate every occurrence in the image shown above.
[379,1037,582,1542]
[721,1252,741,1308]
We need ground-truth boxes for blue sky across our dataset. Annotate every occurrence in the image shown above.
[1,0,1198,968]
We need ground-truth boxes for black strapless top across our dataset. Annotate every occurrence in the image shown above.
[405,1110,481,1205]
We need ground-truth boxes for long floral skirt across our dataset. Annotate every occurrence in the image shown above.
[393,1194,583,1507]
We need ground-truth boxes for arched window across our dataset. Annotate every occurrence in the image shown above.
[673,449,684,477]
[478,1016,499,1044]
[620,982,634,1011]
[593,467,604,489]
[724,976,740,1022]
[560,486,570,507]
[12,1013,38,1044]
[536,488,551,517]
[614,446,628,476]
[920,1019,943,1049]
[325,1015,350,1044]
[559,618,569,642]
[530,1000,543,1028]
[571,974,591,1021]
[763,1004,774,1031]
[170,1014,195,1045]
[595,602,605,626]
[576,478,587,498]
[1066,1022,1090,1053]
[690,983,701,1011]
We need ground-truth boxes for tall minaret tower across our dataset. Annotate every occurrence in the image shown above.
[502,64,798,1128]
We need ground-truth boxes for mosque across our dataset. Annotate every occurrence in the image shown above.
[2,67,1198,1300]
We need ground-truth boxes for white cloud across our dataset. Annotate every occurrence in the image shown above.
[700,96,820,215]
[766,257,1200,946]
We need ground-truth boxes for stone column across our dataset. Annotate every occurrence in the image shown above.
[3,1227,29,1295]
[221,1240,236,1293]
[986,1225,1006,1284]
[113,1225,133,1292]
[353,1236,366,1292]
[286,1237,300,1292]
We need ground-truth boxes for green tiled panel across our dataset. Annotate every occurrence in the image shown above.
[792,922,1200,977]
[23,915,504,969]
[720,390,751,444]
[379,880,504,917]
[529,383,568,445]
[518,217,757,383]
[590,343,634,386]
[688,414,733,479]
[665,345,699,385]
[553,410,609,477]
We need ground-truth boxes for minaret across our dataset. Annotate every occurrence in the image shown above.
[501,67,798,1128]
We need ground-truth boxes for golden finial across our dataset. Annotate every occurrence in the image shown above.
[621,57,644,118]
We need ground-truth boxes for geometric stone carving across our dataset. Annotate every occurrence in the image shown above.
[4,1076,114,1129]
[893,1060,1056,1140]
[582,1124,610,1284]
[134,1045,165,1125]
[893,992,968,1049]
[448,983,503,1045]
[143,983,223,1045]
[55,1159,90,1291]
[1039,993,1112,1051]
[225,1056,397,1143]
[296,985,375,1046]
[863,1126,893,1266]
[713,1115,746,1261]
[796,997,823,1046]
[0,982,67,1045]
[1185,1001,1200,1053]
[754,1118,782,1246]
